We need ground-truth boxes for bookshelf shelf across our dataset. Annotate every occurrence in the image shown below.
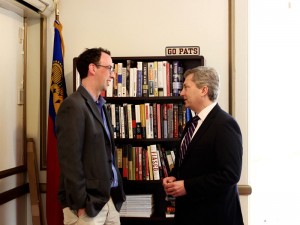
[115,138,181,145]
[106,96,183,104]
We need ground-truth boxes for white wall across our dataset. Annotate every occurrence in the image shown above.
[0,6,27,225]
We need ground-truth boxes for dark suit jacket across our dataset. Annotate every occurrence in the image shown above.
[171,104,244,225]
[56,85,125,217]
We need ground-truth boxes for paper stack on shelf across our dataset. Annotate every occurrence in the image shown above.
[120,194,153,217]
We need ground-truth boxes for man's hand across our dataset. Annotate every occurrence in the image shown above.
[163,177,187,197]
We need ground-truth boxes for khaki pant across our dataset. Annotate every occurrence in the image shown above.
[63,198,120,225]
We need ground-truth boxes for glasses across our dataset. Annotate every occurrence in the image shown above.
[95,64,114,73]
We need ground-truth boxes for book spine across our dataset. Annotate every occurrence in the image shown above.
[132,67,137,97]
[122,145,128,179]
[142,62,148,97]
[110,104,116,138]
[117,63,123,97]
[128,144,133,180]
[157,144,168,178]
[167,103,173,138]
[173,103,179,138]
[117,147,123,175]
[153,103,157,139]
[145,103,151,139]
[122,67,127,97]
[148,62,154,97]
[153,61,159,97]
[135,104,142,139]
[115,105,120,139]
[140,104,146,139]
[163,104,168,138]
[137,62,143,97]
[127,104,133,139]
[178,103,183,137]
[120,106,125,138]
[156,103,161,139]
[131,104,136,139]
[126,60,132,97]
[147,145,153,180]
[138,147,143,180]
[150,145,160,180]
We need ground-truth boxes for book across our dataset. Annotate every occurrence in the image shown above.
[145,103,151,139]
[157,144,168,178]
[142,62,148,97]
[135,104,142,139]
[157,61,164,96]
[115,105,120,139]
[131,104,136,139]
[167,104,173,138]
[178,103,183,137]
[152,103,157,138]
[123,104,128,138]
[165,61,171,96]
[117,147,123,175]
[122,145,128,179]
[127,104,133,139]
[148,62,154,97]
[162,61,167,96]
[161,147,171,175]
[166,150,174,171]
[153,61,158,96]
[150,144,160,180]
[173,103,179,138]
[162,104,168,139]
[122,67,127,97]
[147,145,153,180]
[156,103,162,139]
[113,63,118,96]
[140,104,146,139]
[136,61,143,97]
[106,76,113,97]
[110,104,116,138]
[128,144,133,180]
[126,60,132,97]
[117,62,123,97]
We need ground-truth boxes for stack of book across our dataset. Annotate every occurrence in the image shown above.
[120,194,153,218]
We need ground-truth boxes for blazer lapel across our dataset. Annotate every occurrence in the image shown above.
[78,86,104,126]
[183,104,221,158]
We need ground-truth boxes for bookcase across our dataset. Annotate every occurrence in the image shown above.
[73,55,204,225]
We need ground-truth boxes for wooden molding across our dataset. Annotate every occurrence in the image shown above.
[39,183,252,196]
[0,165,26,179]
[0,183,29,205]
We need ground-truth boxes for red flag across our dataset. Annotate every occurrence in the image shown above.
[46,20,67,225]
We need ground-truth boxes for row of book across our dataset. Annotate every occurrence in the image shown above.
[120,194,153,218]
[116,144,176,180]
[106,60,184,97]
[107,103,193,139]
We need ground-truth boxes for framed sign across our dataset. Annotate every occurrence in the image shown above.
[165,46,200,56]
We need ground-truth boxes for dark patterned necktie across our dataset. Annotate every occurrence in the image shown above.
[179,115,200,166]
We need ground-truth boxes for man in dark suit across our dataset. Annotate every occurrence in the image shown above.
[56,47,125,225]
[163,66,244,225]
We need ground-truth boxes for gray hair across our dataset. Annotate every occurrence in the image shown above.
[183,66,220,101]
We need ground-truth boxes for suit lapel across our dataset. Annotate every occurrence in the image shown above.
[78,85,104,127]
[183,104,221,159]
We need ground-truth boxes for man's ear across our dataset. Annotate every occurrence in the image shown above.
[88,63,96,75]
[201,86,209,95]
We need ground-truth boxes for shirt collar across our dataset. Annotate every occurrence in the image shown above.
[96,95,106,108]
[197,102,217,121]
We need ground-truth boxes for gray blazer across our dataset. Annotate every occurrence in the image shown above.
[56,85,125,217]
